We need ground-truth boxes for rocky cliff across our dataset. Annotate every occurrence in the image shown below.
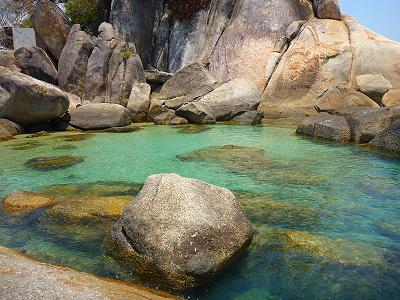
[110,0,400,119]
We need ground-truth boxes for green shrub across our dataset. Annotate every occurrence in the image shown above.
[121,50,133,59]
[65,0,100,34]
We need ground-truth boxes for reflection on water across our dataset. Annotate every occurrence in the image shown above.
[0,125,399,299]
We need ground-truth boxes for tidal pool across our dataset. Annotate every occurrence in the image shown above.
[0,124,399,299]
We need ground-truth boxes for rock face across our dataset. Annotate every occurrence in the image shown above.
[369,119,400,154]
[296,113,351,142]
[157,63,218,110]
[177,79,260,123]
[0,67,69,125]
[0,50,20,72]
[127,83,151,122]
[85,23,118,101]
[313,0,341,20]
[382,90,400,107]
[14,46,58,85]
[68,103,132,130]
[32,0,71,60]
[107,173,253,291]
[0,246,175,300]
[356,73,393,104]
[231,111,264,125]
[0,118,23,140]
[315,85,379,113]
[58,25,95,98]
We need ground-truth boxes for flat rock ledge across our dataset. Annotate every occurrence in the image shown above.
[0,246,178,300]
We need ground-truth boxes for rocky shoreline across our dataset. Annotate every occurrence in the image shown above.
[0,246,178,300]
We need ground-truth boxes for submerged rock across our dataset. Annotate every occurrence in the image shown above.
[106,173,253,291]
[2,190,58,214]
[178,125,212,134]
[54,133,94,142]
[24,155,84,171]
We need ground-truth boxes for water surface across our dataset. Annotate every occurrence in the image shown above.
[0,125,399,299]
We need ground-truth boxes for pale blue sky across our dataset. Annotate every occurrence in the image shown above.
[339,0,400,41]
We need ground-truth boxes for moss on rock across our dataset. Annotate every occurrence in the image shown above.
[24,155,85,171]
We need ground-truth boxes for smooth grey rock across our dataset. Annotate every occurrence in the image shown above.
[176,102,216,125]
[14,46,58,85]
[32,0,71,60]
[169,117,189,126]
[356,73,393,104]
[231,111,264,125]
[273,37,289,53]
[296,112,332,136]
[58,25,95,98]
[85,23,117,101]
[66,93,81,110]
[127,83,151,123]
[286,21,305,41]
[147,98,170,122]
[0,67,69,125]
[313,0,342,20]
[107,42,146,106]
[107,173,253,291]
[369,119,400,154]
[110,0,156,66]
[346,106,400,143]
[68,103,132,130]
[382,90,400,107]
[157,63,217,109]
[0,246,173,300]
[315,85,379,113]
[184,78,261,122]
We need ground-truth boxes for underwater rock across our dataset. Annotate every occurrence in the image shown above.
[178,125,212,134]
[2,190,58,214]
[7,140,42,150]
[24,155,84,171]
[100,125,141,133]
[26,131,49,138]
[53,144,78,150]
[42,196,132,224]
[55,133,94,142]
[106,173,253,291]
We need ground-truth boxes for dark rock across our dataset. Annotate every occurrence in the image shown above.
[154,110,176,125]
[176,102,216,125]
[106,173,253,291]
[296,113,333,136]
[313,0,342,20]
[313,115,351,142]
[286,21,305,41]
[58,25,95,98]
[169,117,189,126]
[346,106,400,143]
[24,155,85,171]
[145,69,173,84]
[68,103,132,130]
[231,111,264,125]
[0,118,24,141]
[100,125,141,133]
[32,0,71,60]
[0,67,69,125]
[369,119,400,154]
[14,46,58,85]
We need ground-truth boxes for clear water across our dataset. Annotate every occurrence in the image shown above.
[0,124,399,300]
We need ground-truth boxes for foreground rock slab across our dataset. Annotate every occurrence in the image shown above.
[107,173,253,291]
[0,246,177,300]
[0,67,69,125]
[68,103,132,130]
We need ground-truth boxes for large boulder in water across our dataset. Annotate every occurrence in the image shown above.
[0,67,69,125]
[58,25,95,98]
[106,173,253,291]
[14,46,58,85]
[177,79,260,123]
[68,103,132,130]
[32,0,71,60]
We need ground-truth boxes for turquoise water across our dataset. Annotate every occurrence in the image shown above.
[0,124,399,299]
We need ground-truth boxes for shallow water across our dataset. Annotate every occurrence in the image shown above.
[0,124,399,299]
